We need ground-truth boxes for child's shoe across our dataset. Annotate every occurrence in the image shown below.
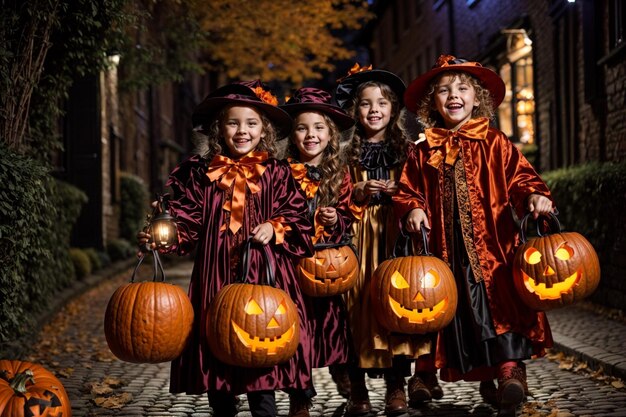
[408,372,443,403]
[384,378,408,416]
[345,376,371,416]
[497,362,527,417]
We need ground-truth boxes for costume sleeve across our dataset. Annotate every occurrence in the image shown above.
[266,160,314,258]
[164,155,207,256]
[501,133,553,218]
[325,169,358,243]
[393,143,428,221]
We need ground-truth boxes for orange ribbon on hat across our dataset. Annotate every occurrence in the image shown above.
[206,152,268,234]
[426,117,489,168]
[434,54,484,69]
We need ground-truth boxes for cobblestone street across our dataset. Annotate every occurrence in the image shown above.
[22,261,626,417]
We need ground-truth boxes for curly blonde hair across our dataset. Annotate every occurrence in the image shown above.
[193,104,278,160]
[285,111,344,208]
[343,81,410,166]
[416,71,495,129]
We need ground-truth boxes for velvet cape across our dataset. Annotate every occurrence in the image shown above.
[165,154,315,395]
[289,163,360,368]
[392,119,554,375]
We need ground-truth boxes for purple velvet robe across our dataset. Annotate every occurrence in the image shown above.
[290,165,358,368]
[165,154,314,395]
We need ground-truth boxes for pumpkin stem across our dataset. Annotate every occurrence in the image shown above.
[8,369,35,395]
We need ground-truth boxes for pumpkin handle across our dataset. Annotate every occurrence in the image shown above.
[312,237,359,261]
[519,212,562,243]
[239,237,276,287]
[393,225,432,257]
[130,250,166,283]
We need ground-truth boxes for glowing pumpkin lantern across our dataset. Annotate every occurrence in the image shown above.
[370,231,457,334]
[297,242,358,297]
[207,241,300,368]
[513,213,600,311]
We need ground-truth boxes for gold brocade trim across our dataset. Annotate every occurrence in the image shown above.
[454,157,485,282]
[442,165,455,255]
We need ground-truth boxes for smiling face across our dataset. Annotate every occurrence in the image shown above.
[357,86,392,142]
[221,106,265,158]
[433,74,480,130]
[292,111,330,165]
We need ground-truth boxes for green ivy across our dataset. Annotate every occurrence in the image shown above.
[0,143,87,345]
[120,173,149,241]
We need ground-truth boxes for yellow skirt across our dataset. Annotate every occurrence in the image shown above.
[344,203,432,369]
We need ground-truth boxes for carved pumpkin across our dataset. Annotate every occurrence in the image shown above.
[371,254,457,334]
[0,359,71,417]
[207,240,300,368]
[104,252,194,363]
[207,283,300,368]
[513,214,600,311]
[297,244,358,297]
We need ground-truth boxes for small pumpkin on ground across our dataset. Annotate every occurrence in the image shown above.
[513,213,600,311]
[104,251,194,363]
[0,359,71,417]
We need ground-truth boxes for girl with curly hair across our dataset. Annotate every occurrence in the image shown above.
[335,66,439,416]
[281,87,359,416]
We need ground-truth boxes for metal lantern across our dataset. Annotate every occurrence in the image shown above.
[149,194,178,249]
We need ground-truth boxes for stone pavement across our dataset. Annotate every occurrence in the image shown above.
[11,259,626,416]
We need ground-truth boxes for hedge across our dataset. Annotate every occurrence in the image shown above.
[0,143,87,344]
[120,173,149,241]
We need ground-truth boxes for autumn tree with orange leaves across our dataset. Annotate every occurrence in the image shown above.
[196,0,373,84]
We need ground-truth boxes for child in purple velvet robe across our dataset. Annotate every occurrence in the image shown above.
[139,80,315,417]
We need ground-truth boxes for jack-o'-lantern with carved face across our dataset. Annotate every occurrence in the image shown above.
[297,246,358,297]
[371,255,457,334]
[513,231,600,311]
[206,283,300,368]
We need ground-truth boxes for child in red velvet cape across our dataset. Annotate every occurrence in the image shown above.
[395,55,555,417]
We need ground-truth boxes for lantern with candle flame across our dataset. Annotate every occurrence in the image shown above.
[149,194,178,249]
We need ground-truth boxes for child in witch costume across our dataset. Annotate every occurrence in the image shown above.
[335,65,440,416]
[280,87,360,416]
[139,81,315,417]
[394,55,555,417]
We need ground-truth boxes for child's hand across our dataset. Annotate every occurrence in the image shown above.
[251,222,275,245]
[136,228,155,257]
[527,194,554,219]
[364,179,388,196]
[405,208,429,233]
[317,207,338,227]
[382,180,398,196]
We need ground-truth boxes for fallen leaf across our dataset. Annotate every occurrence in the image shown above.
[93,392,133,409]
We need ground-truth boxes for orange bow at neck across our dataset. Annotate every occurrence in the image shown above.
[425,117,489,168]
[289,162,319,200]
[206,152,268,234]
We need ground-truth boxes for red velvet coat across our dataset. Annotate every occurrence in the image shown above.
[393,118,554,367]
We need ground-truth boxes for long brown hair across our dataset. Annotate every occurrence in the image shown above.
[416,71,495,129]
[343,81,410,166]
[286,111,345,207]
[193,104,278,160]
